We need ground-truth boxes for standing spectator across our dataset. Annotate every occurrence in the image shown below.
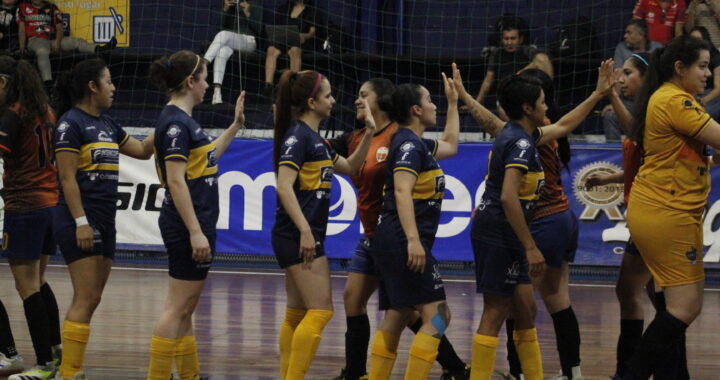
[203,0,262,105]
[685,0,720,46]
[474,24,553,105]
[690,26,720,118]
[632,0,687,46]
[17,0,117,85]
[0,0,18,52]
[614,19,663,68]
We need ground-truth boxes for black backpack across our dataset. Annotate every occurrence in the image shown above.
[551,16,600,59]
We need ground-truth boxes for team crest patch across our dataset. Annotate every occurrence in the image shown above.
[684,99,694,108]
[57,121,70,132]
[167,125,181,137]
[516,139,531,149]
[376,146,389,162]
[400,142,415,152]
[285,136,298,146]
[686,247,698,264]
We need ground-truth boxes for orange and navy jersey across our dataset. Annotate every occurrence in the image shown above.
[473,122,545,248]
[623,138,643,205]
[54,107,128,223]
[631,82,711,213]
[374,127,444,249]
[154,105,219,242]
[273,121,339,241]
[533,140,569,220]
[0,103,58,212]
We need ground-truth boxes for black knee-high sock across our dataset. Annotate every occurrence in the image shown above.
[345,314,371,377]
[23,292,53,365]
[0,299,18,357]
[40,283,61,347]
[408,317,465,372]
[551,307,581,377]
[626,311,688,380]
[616,319,643,377]
[651,292,689,380]
[505,319,523,378]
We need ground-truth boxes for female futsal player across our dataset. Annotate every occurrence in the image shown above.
[0,55,61,380]
[146,50,246,380]
[330,77,467,380]
[272,69,374,380]
[622,35,720,380]
[367,74,459,380]
[53,58,155,380]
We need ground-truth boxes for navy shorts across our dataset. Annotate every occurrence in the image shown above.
[472,237,531,296]
[372,246,446,310]
[53,204,115,264]
[272,232,326,269]
[166,234,216,281]
[530,209,578,268]
[347,236,375,275]
[625,237,640,256]
[1,207,56,260]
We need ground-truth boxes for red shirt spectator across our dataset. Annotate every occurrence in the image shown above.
[633,0,687,45]
[16,1,61,40]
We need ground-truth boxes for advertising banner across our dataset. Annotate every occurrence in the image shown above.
[55,0,129,46]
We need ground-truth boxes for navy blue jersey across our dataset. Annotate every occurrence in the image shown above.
[374,127,443,250]
[472,122,545,248]
[154,105,219,242]
[272,121,339,241]
[54,107,128,224]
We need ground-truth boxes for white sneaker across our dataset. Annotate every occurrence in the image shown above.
[9,363,56,380]
[211,88,223,104]
[54,370,86,380]
[0,352,24,374]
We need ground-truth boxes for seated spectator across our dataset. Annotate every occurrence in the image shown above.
[262,0,324,99]
[614,19,662,68]
[474,23,552,105]
[632,0,686,45]
[685,0,720,46]
[17,0,116,85]
[204,0,262,105]
[690,26,720,118]
[0,0,18,52]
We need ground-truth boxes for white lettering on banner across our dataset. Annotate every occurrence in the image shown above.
[327,176,357,235]
[217,171,276,230]
[436,175,472,237]
[703,200,720,262]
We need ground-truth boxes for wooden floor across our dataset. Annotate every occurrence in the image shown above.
[1,263,720,380]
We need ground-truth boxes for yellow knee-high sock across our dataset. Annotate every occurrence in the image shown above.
[285,309,333,380]
[175,335,200,380]
[405,331,441,380]
[279,308,307,380]
[470,334,498,380]
[514,328,543,380]
[147,335,178,380]
[59,320,90,378]
[369,330,400,380]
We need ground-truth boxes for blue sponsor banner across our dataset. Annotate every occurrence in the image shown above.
[199,139,720,267]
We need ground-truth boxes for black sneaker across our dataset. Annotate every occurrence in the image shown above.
[332,368,368,380]
[96,36,117,53]
[441,364,470,380]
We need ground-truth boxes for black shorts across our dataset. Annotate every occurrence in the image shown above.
[372,246,446,310]
[54,204,115,264]
[166,234,216,281]
[530,209,578,268]
[2,207,56,260]
[472,237,531,296]
[272,232,326,269]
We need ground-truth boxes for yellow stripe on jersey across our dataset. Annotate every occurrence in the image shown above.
[394,166,419,177]
[78,142,119,172]
[186,141,218,180]
[279,160,301,171]
[55,147,80,153]
[298,159,334,190]
[505,163,529,170]
[118,133,129,147]
[412,168,444,200]
[519,171,545,201]
[165,154,188,161]
[332,153,339,163]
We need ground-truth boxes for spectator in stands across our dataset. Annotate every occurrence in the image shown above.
[17,0,117,85]
[614,19,663,68]
[203,0,262,105]
[632,0,687,46]
[690,26,720,118]
[685,0,720,45]
[262,0,324,99]
[0,0,18,52]
[474,23,553,105]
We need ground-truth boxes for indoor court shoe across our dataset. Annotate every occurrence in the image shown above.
[441,364,471,380]
[211,87,223,104]
[8,363,56,380]
[54,370,86,380]
[332,368,368,380]
[0,353,24,374]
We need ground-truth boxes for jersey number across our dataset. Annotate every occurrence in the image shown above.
[34,125,53,168]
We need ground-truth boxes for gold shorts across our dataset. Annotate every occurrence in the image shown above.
[627,200,704,287]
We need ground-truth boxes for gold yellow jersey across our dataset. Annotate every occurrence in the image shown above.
[631,82,712,212]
